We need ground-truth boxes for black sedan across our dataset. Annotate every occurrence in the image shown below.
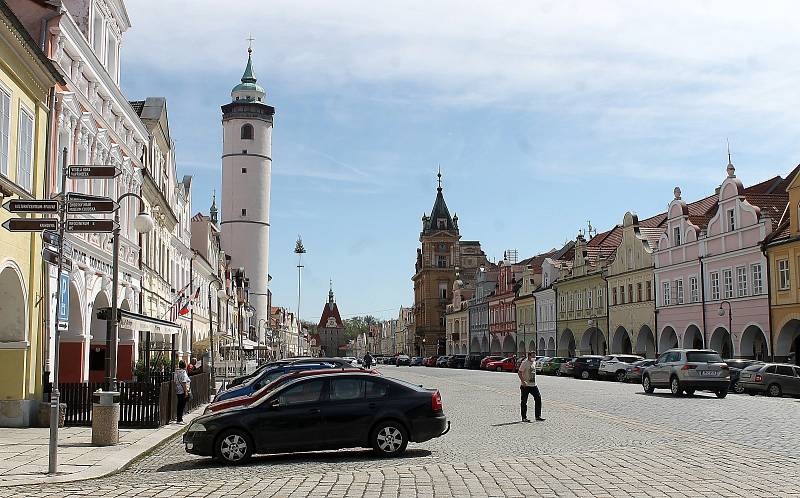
[184,372,449,464]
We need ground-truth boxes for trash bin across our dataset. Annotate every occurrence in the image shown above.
[91,390,120,446]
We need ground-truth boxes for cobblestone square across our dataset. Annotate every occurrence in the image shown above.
[8,366,800,497]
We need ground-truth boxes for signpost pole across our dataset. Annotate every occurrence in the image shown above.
[104,208,121,390]
[49,148,68,475]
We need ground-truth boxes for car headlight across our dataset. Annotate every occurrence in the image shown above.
[187,423,206,433]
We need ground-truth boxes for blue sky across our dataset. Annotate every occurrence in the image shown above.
[119,1,800,321]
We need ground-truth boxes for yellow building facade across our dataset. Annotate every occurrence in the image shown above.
[765,169,800,364]
[0,4,63,426]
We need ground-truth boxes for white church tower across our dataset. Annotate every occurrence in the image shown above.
[221,46,274,330]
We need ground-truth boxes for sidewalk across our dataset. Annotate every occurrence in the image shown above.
[0,405,205,487]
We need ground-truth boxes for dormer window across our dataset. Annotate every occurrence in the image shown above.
[673,227,681,246]
[727,209,735,231]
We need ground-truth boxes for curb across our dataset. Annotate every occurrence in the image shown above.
[0,405,206,488]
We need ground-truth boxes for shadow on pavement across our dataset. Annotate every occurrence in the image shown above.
[156,448,433,472]
[634,392,719,399]
[490,421,525,427]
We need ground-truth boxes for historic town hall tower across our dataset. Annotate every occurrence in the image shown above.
[221,47,274,327]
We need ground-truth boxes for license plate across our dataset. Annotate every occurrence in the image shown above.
[699,370,717,377]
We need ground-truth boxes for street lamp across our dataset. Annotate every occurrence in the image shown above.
[256,318,268,363]
[206,276,222,396]
[718,300,732,356]
[106,192,155,390]
[294,235,306,357]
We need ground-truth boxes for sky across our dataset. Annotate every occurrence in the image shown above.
[118,1,800,321]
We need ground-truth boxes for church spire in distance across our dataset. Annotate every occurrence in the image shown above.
[231,36,266,102]
[210,189,218,224]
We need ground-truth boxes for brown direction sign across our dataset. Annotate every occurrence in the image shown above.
[2,218,59,232]
[65,219,117,233]
[66,165,121,179]
[2,199,59,213]
[67,198,116,214]
[42,247,72,271]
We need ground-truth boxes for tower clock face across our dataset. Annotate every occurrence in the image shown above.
[326,317,338,328]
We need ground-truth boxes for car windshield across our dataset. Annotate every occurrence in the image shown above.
[743,364,765,371]
[386,377,427,392]
[686,351,724,363]
[618,356,641,363]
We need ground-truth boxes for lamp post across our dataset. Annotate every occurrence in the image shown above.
[295,235,306,357]
[207,277,222,396]
[256,318,268,363]
[105,192,155,390]
[718,300,732,357]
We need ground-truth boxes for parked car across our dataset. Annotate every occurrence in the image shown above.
[205,368,381,414]
[447,355,466,368]
[738,363,800,397]
[214,362,338,402]
[624,359,656,383]
[386,356,397,366]
[559,359,575,377]
[341,357,360,367]
[480,356,505,370]
[598,354,644,382]
[410,356,425,366]
[541,357,571,375]
[436,356,451,367]
[642,349,730,397]
[486,357,517,373]
[573,355,604,379]
[466,354,484,369]
[424,356,439,367]
[184,372,450,464]
[395,355,411,366]
[535,356,550,372]
[227,357,353,389]
[724,359,764,393]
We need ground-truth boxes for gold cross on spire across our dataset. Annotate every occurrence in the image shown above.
[247,33,255,53]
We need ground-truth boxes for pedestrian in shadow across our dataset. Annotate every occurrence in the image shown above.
[174,360,191,424]
[518,351,544,422]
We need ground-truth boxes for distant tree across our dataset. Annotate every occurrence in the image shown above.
[343,315,378,339]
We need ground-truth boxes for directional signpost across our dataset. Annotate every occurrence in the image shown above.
[66,193,116,214]
[66,165,121,179]
[2,218,59,232]
[42,246,72,271]
[2,199,59,213]
[65,219,117,233]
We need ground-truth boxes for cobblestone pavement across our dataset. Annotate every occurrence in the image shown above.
[8,366,800,497]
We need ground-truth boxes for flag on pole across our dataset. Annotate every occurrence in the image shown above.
[165,283,191,321]
[178,286,201,316]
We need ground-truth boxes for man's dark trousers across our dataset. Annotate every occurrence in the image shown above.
[520,385,541,420]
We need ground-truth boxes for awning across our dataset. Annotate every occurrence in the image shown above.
[97,307,181,336]
[242,339,258,350]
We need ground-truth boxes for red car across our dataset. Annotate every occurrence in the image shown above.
[424,355,439,367]
[480,355,506,370]
[204,368,379,414]
[485,357,517,372]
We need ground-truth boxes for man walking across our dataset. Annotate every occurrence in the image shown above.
[363,352,373,369]
[518,351,544,422]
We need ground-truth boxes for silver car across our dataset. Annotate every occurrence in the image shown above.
[738,363,800,397]
[642,349,730,398]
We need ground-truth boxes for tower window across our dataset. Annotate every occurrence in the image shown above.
[241,168,247,174]
[241,124,254,140]
[242,150,247,154]
[241,209,247,216]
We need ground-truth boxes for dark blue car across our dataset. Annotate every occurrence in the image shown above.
[215,363,337,402]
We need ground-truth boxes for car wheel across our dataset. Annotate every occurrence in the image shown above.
[670,377,683,396]
[733,382,745,394]
[372,421,408,457]
[616,371,627,382]
[767,383,782,397]
[216,429,253,465]
[642,375,655,394]
[580,370,590,380]
[496,367,503,372]
[715,389,728,399]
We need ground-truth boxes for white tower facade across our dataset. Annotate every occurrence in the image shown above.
[221,48,274,330]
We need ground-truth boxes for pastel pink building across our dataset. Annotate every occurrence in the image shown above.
[654,161,793,359]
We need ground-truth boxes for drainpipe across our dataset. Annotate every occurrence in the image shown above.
[41,84,57,401]
[761,241,775,362]
[699,255,707,349]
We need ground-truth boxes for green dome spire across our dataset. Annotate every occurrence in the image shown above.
[231,46,266,102]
